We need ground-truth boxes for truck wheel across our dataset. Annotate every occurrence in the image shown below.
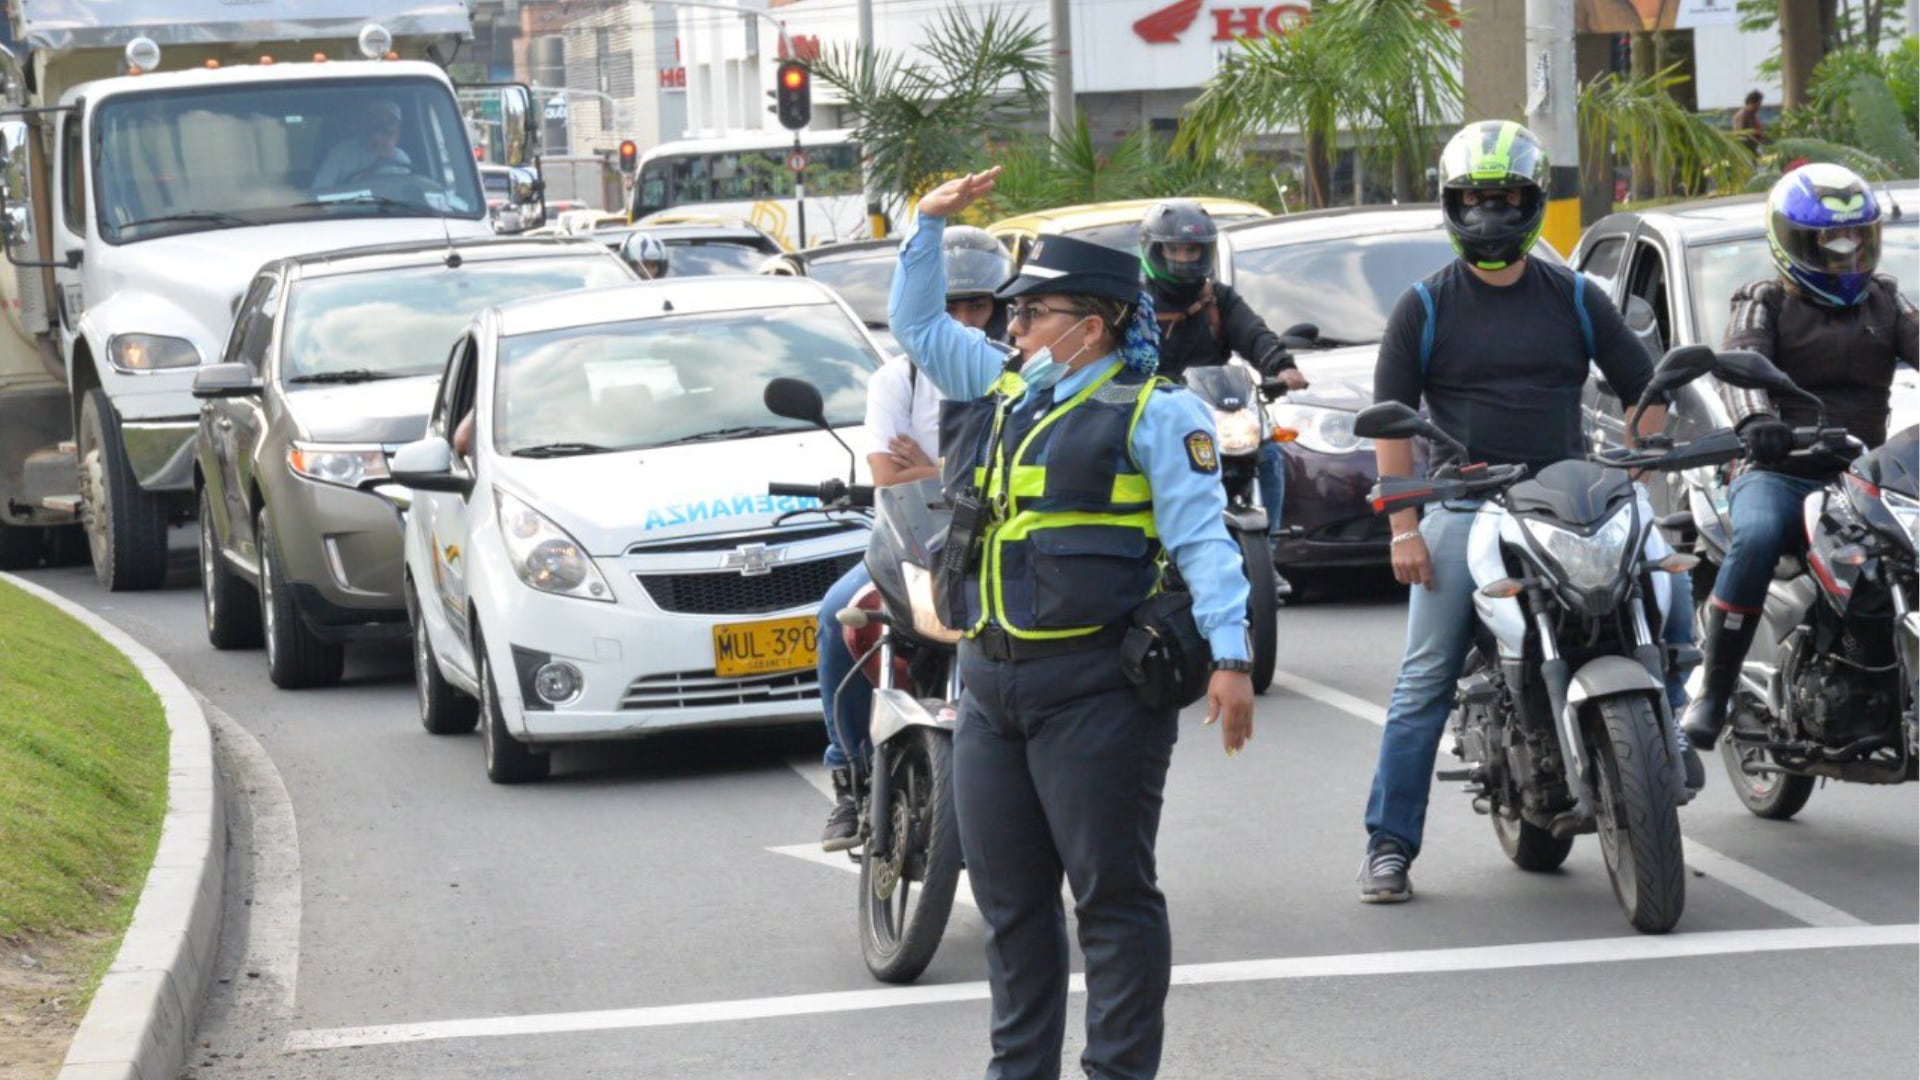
[199,486,261,650]
[78,389,169,591]
[0,522,41,570]
[257,506,343,689]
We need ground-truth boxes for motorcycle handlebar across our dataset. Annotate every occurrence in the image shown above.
[1367,462,1527,516]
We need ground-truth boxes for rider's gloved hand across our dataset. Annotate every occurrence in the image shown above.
[1737,415,1794,466]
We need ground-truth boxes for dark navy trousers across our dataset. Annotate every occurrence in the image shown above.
[953,641,1179,1080]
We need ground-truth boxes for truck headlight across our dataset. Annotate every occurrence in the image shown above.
[1268,403,1373,455]
[108,334,201,372]
[1521,506,1635,592]
[495,490,613,602]
[288,443,390,488]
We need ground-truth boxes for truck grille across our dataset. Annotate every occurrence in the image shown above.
[621,669,819,710]
[635,554,860,615]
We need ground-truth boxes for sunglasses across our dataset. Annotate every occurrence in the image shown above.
[1008,301,1088,327]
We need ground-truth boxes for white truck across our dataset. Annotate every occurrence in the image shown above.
[0,1,537,589]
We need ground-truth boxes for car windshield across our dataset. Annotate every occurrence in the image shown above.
[665,240,779,275]
[493,304,879,454]
[282,256,631,383]
[1688,224,1919,348]
[804,250,896,326]
[1229,231,1463,345]
[94,76,485,244]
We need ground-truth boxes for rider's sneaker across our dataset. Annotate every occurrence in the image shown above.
[821,767,859,852]
[1358,837,1414,903]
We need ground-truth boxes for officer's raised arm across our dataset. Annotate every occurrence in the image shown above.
[887,169,1009,401]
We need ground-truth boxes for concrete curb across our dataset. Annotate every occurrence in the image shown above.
[1,573,226,1080]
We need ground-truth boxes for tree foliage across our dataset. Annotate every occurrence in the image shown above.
[805,5,1050,201]
[982,115,1282,218]
[1579,65,1758,195]
[1758,41,1919,186]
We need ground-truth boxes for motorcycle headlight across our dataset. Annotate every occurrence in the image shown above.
[495,490,614,602]
[1882,490,1919,551]
[1268,403,1373,455]
[108,333,201,372]
[1521,506,1636,592]
[1213,408,1263,456]
[287,442,390,488]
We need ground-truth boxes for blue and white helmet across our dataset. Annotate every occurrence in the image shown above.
[623,232,671,279]
[1766,163,1882,306]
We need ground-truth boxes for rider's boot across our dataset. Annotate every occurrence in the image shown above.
[1682,602,1762,748]
[821,766,860,852]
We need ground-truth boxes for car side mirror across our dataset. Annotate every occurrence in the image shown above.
[191,362,262,399]
[390,437,473,496]
[764,377,827,428]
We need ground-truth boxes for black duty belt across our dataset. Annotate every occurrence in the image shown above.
[968,622,1128,663]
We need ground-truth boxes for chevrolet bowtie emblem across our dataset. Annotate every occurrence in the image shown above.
[721,543,782,576]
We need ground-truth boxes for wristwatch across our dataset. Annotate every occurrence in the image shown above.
[1210,658,1253,674]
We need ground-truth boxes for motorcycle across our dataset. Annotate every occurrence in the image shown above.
[763,377,963,984]
[1182,360,1290,693]
[1710,398,1918,819]
[1353,344,1748,934]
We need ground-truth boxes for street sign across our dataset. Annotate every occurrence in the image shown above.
[786,149,807,173]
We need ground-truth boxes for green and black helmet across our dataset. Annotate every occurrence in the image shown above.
[1437,120,1550,270]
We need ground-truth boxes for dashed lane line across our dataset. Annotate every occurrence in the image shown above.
[283,923,1918,1052]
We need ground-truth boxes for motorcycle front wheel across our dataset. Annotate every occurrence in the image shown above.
[858,725,961,983]
[1236,528,1278,693]
[1588,694,1686,934]
[1720,731,1816,820]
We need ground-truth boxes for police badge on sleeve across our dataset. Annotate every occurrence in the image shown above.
[1185,430,1219,474]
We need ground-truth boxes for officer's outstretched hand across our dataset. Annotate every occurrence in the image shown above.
[919,167,1002,220]
[1206,670,1254,755]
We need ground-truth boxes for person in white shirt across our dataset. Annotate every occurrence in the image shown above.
[818,225,1011,849]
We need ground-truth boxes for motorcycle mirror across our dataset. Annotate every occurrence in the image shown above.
[764,377,828,427]
[1646,344,1716,395]
[1351,401,1425,440]
[1279,322,1319,342]
[1714,348,1826,420]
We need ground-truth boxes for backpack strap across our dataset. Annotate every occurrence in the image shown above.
[1413,280,1436,381]
[1573,269,1595,359]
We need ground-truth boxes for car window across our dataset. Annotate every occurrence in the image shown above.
[1229,231,1461,345]
[60,114,85,235]
[1579,234,1627,293]
[1623,240,1671,357]
[1687,224,1918,349]
[430,333,470,435]
[664,240,778,275]
[493,304,880,455]
[223,273,281,372]
[801,250,896,327]
[280,256,631,382]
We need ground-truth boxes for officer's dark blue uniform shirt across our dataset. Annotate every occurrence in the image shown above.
[887,214,1251,663]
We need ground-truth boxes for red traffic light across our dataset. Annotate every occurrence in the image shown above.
[775,60,811,131]
[618,139,638,173]
[781,65,807,91]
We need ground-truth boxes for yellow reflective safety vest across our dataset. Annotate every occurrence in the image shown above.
[936,363,1164,640]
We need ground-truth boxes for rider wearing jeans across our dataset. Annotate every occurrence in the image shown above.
[1359,121,1686,903]
[817,226,1010,850]
[1683,164,1919,748]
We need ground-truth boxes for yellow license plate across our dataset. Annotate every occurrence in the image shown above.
[712,615,819,678]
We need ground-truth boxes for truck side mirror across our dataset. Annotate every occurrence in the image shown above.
[1,120,35,260]
[499,85,536,167]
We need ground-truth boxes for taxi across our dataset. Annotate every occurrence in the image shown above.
[391,276,880,782]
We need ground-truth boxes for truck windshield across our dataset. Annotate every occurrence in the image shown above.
[93,76,485,244]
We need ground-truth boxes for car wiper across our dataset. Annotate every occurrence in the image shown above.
[292,193,426,214]
[651,425,794,446]
[118,209,251,230]
[512,442,616,458]
[285,369,406,385]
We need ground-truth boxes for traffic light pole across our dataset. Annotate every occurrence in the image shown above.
[793,133,807,248]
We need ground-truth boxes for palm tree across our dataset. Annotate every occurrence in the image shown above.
[1175,0,1461,207]
[805,5,1050,204]
[1578,65,1757,201]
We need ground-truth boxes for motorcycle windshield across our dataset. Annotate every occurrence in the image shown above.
[1858,425,1918,500]
[1183,364,1258,409]
[1506,460,1634,530]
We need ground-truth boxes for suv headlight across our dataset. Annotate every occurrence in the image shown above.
[1268,403,1373,455]
[495,490,613,602]
[1213,408,1263,456]
[1521,506,1635,591]
[288,443,390,488]
[108,333,201,372]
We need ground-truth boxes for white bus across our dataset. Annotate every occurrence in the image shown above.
[627,129,883,248]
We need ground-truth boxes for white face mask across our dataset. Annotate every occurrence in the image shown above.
[1019,316,1092,392]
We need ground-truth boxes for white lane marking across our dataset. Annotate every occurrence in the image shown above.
[203,697,304,1019]
[767,843,980,909]
[285,923,1919,1051]
[1267,669,1387,725]
[787,754,838,802]
[1266,667,1873,930]
[1681,838,1868,928]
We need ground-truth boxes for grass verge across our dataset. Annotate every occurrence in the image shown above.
[0,576,168,1018]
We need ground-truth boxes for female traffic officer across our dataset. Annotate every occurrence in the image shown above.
[888,166,1255,1080]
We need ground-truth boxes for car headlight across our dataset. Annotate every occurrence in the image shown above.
[1883,490,1919,550]
[495,490,613,602]
[1213,408,1263,456]
[108,333,201,372]
[287,443,391,488]
[1268,402,1373,455]
[1521,506,1635,592]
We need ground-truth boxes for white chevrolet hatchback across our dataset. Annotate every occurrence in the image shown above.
[393,277,880,782]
